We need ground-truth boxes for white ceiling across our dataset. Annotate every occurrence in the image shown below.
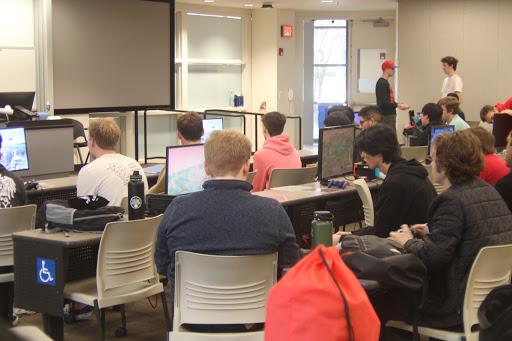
[176,0,397,12]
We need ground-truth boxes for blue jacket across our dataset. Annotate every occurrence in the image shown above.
[155,179,301,282]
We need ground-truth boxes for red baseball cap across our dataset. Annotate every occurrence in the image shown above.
[381,60,397,71]
[495,102,505,112]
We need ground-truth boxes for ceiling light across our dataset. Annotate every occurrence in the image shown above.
[204,0,215,3]
[244,3,254,7]
[322,0,334,3]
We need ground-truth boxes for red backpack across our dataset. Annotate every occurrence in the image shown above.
[265,245,380,341]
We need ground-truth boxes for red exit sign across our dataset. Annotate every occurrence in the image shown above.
[281,25,293,38]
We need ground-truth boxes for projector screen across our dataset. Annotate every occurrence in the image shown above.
[52,0,173,113]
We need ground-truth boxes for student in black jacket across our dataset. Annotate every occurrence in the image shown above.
[411,102,444,146]
[334,125,437,241]
[376,60,409,134]
[495,131,512,212]
[390,130,512,331]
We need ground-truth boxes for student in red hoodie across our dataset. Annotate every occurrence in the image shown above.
[469,127,509,185]
[252,111,301,192]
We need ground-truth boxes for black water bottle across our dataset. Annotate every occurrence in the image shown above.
[128,171,145,220]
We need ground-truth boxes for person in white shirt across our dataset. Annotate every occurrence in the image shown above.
[76,118,148,206]
[438,96,469,131]
[441,56,463,99]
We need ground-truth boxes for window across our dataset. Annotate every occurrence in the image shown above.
[313,20,348,140]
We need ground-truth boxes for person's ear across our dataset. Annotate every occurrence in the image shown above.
[242,159,250,177]
[177,131,184,144]
[204,162,212,178]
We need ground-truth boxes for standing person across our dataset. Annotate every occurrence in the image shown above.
[252,111,301,192]
[376,60,409,134]
[441,56,463,99]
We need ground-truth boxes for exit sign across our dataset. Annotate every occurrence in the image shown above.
[281,25,293,38]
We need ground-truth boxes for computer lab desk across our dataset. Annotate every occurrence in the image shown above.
[13,229,101,341]
[254,179,382,248]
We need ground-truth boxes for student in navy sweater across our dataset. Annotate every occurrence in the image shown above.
[155,130,301,284]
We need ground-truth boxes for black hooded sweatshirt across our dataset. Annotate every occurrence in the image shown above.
[353,159,437,237]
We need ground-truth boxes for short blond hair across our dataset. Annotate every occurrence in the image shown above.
[88,118,120,150]
[204,130,251,177]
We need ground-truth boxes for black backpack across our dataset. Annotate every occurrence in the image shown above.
[36,196,124,231]
[478,284,512,341]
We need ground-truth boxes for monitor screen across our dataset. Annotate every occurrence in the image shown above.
[201,118,223,143]
[0,127,29,172]
[428,125,455,155]
[318,125,355,181]
[0,92,35,110]
[493,114,512,148]
[354,112,360,126]
[165,144,208,196]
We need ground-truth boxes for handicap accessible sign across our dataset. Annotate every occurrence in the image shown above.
[37,258,56,286]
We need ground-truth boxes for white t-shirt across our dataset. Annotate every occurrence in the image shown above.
[76,153,148,206]
[479,121,493,134]
[441,74,463,98]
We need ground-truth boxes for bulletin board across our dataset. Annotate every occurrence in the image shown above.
[358,48,387,93]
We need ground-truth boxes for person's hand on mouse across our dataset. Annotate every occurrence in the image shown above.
[389,224,413,247]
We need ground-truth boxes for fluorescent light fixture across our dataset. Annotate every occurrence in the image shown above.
[187,13,241,20]
[244,3,254,7]
[204,0,215,3]
[322,0,334,2]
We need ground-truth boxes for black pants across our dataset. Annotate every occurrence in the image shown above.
[0,266,14,323]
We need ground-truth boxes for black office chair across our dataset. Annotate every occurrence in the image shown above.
[71,119,90,165]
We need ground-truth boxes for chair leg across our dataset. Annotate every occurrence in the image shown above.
[85,152,90,164]
[75,146,84,165]
[93,301,105,341]
[120,305,126,329]
[160,292,172,332]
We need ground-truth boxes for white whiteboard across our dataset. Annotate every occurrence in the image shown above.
[358,49,387,93]
[0,49,36,92]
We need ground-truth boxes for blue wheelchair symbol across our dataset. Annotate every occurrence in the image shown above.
[37,258,56,286]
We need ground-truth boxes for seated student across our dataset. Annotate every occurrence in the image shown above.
[252,111,301,192]
[495,132,512,212]
[76,118,148,206]
[468,127,509,185]
[479,105,495,133]
[328,104,354,123]
[0,133,27,324]
[148,112,204,194]
[438,96,469,131]
[155,130,301,285]
[446,92,466,121]
[412,103,444,146]
[358,105,383,130]
[323,110,351,127]
[0,134,26,208]
[335,125,436,239]
[388,130,512,333]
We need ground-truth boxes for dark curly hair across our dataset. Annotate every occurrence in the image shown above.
[433,130,484,185]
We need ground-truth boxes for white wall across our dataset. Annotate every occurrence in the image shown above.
[0,0,36,93]
[398,0,512,121]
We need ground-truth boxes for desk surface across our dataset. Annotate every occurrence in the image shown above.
[254,179,381,206]
[13,229,101,247]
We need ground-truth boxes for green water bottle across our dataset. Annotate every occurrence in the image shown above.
[311,211,334,248]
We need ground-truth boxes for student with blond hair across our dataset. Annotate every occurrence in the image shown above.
[155,130,300,284]
[76,118,148,206]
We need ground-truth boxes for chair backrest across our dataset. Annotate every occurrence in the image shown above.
[0,205,37,267]
[401,146,428,162]
[174,251,277,328]
[247,171,257,185]
[462,244,512,336]
[96,215,163,298]
[70,119,87,141]
[353,179,374,226]
[268,167,317,189]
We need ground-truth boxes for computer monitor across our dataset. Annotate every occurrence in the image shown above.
[0,92,35,111]
[318,125,355,182]
[165,144,208,196]
[493,113,512,149]
[428,125,455,155]
[0,127,29,172]
[201,118,223,143]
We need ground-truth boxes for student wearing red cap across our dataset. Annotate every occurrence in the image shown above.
[375,59,409,134]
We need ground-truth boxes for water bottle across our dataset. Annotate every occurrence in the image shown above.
[311,211,334,248]
[128,171,145,220]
